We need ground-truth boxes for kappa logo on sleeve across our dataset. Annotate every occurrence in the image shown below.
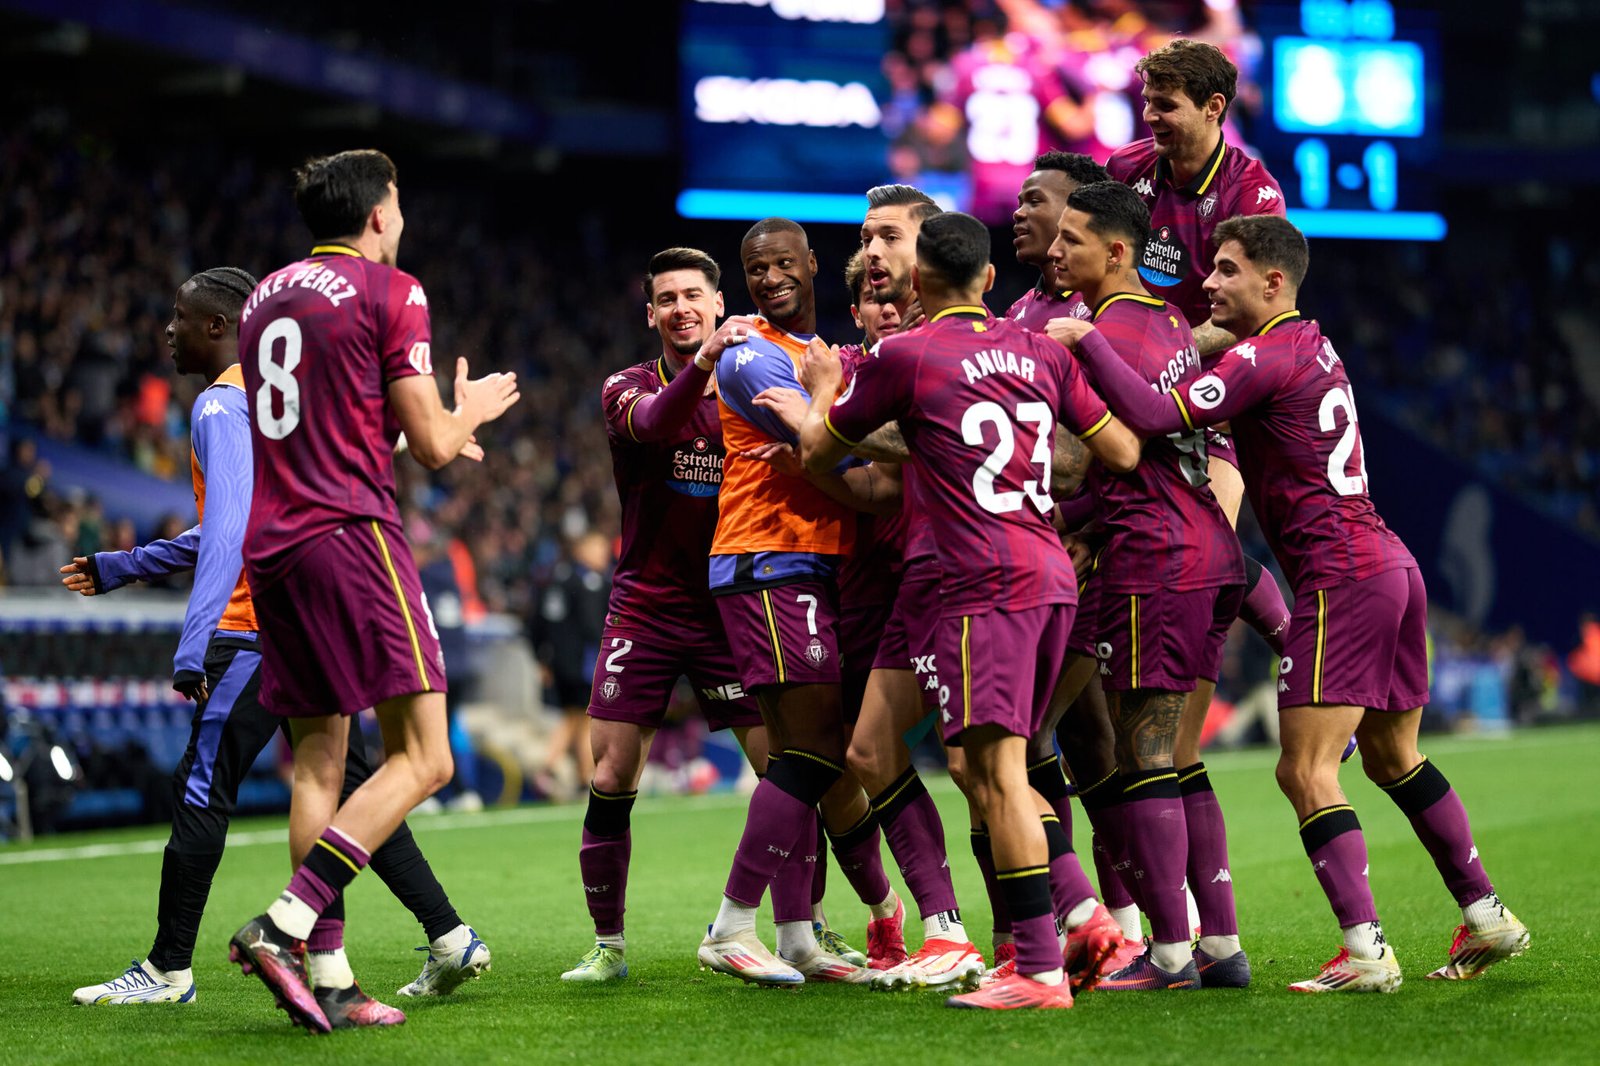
[1131,177,1154,197]
[197,398,226,421]
[406,284,429,307]
[1256,186,1281,205]
[734,348,759,371]
[1232,342,1257,367]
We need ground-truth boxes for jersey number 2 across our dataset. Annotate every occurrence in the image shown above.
[256,317,302,440]
[1319,385,1369,496]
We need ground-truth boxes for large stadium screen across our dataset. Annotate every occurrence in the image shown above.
[678,0,1442,241]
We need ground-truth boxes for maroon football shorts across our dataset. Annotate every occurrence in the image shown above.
[585,623,761,732]
[1278,567,1430,712]
[873,561,938,672]
[839,596,894,722]
[1068,564,1102,659]
[1095,584,1241,694]
[715,580,841,689]
[254,520,447,718]
[937,604,1074,745]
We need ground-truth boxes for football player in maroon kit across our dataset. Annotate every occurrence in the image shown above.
[801,212,1140,1010]
[560,248,767,983]
[1048,214,1529,993]
[1048,180,1249,991]
[228,149,519,1033]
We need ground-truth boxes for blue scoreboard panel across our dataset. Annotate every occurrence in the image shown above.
[679,0,1443,241]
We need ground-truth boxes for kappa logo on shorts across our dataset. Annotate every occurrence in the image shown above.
[805,638,828,665]
[1096,641,1113,678]
[600,676,621,702]
[1278,656,1293,694]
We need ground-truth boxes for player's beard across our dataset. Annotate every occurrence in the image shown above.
[668,335,703,357]
[877,268,911,308]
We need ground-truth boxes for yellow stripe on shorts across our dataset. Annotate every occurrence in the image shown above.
[961,616,973,729]
[1130,595,1141,689]
[760,589,786,684]
[370,521,431,692]
[1313,589,1328,704]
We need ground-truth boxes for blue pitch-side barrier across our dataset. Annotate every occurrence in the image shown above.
[1359,409,1600,649]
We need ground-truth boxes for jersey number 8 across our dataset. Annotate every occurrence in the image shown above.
[255,317,303,440]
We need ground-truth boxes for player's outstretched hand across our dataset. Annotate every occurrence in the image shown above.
[58,556,103,597]
[700,315,760,364]
[751,387,808,434]
[741,441,805,477]
[798,337,843,397]
[455,357,520,427]
[1045,317,1095,351]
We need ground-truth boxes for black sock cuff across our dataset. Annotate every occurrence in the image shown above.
[1177,762,1213,796]
[1377,758,1450,817]
[1027,755,1071,803]
[995,867,1053,922]
[1298,804,1362,854]
[1040,814,1072,859]
[1243,554,1265,593]
[767,748,845,806]
[969,826,991,858]
[1075,769,1121,811]
[1120,767,1181,800]
[583,786,638,837]
[829,810,878,853]
[870,765,928,823]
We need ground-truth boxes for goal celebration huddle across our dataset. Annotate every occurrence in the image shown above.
[64,38,1527,1028]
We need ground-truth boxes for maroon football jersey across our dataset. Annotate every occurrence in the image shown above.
[1108,136,1286,327]
[239,246,430,587]
[825,307,1111,614]
[1076,311,1415,592]
[600,356,726,642]
[1006,284,1090,333]
[1086,292,1243,593]
[836,343,908,612]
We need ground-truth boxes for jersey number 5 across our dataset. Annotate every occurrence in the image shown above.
[256,317,303,440]
[962,400,1055,515]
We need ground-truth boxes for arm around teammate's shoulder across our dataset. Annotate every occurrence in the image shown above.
[390,357,519,470]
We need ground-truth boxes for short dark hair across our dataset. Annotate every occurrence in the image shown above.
[742,217,808,249]
[1033,152,1110,188]
[1066,181,1151,265]
[183,267,259,321]
[1213,215,1310,289]
[643,247,721,300]
[1135,38,1238,120]
[915,212,991,289]
[844,249,869,309]
[865,183,942,224]
[292,149,398,241]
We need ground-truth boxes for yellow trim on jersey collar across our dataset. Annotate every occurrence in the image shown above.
[1092,291,1166,320]
[310,243,362,257]
[655,355,673,385]
[1255,310,1303,335]
[930,305,988,322]
[1156,133,1227,198]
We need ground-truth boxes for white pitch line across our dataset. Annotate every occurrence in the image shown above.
[0,728,1584,866]
[0,791,753,866]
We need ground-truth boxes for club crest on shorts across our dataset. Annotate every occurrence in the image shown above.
[601,676,621,702]
[805,638,828,665]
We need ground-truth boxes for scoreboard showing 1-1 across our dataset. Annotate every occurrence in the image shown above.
[1258,0,1445,240]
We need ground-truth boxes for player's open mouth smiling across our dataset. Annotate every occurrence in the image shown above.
[764,285,794,302]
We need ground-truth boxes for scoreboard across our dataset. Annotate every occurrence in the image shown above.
[678,0,1444,241]
[1253,0,1445,240]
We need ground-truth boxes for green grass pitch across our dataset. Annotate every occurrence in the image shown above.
[3,724,1598,1065]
